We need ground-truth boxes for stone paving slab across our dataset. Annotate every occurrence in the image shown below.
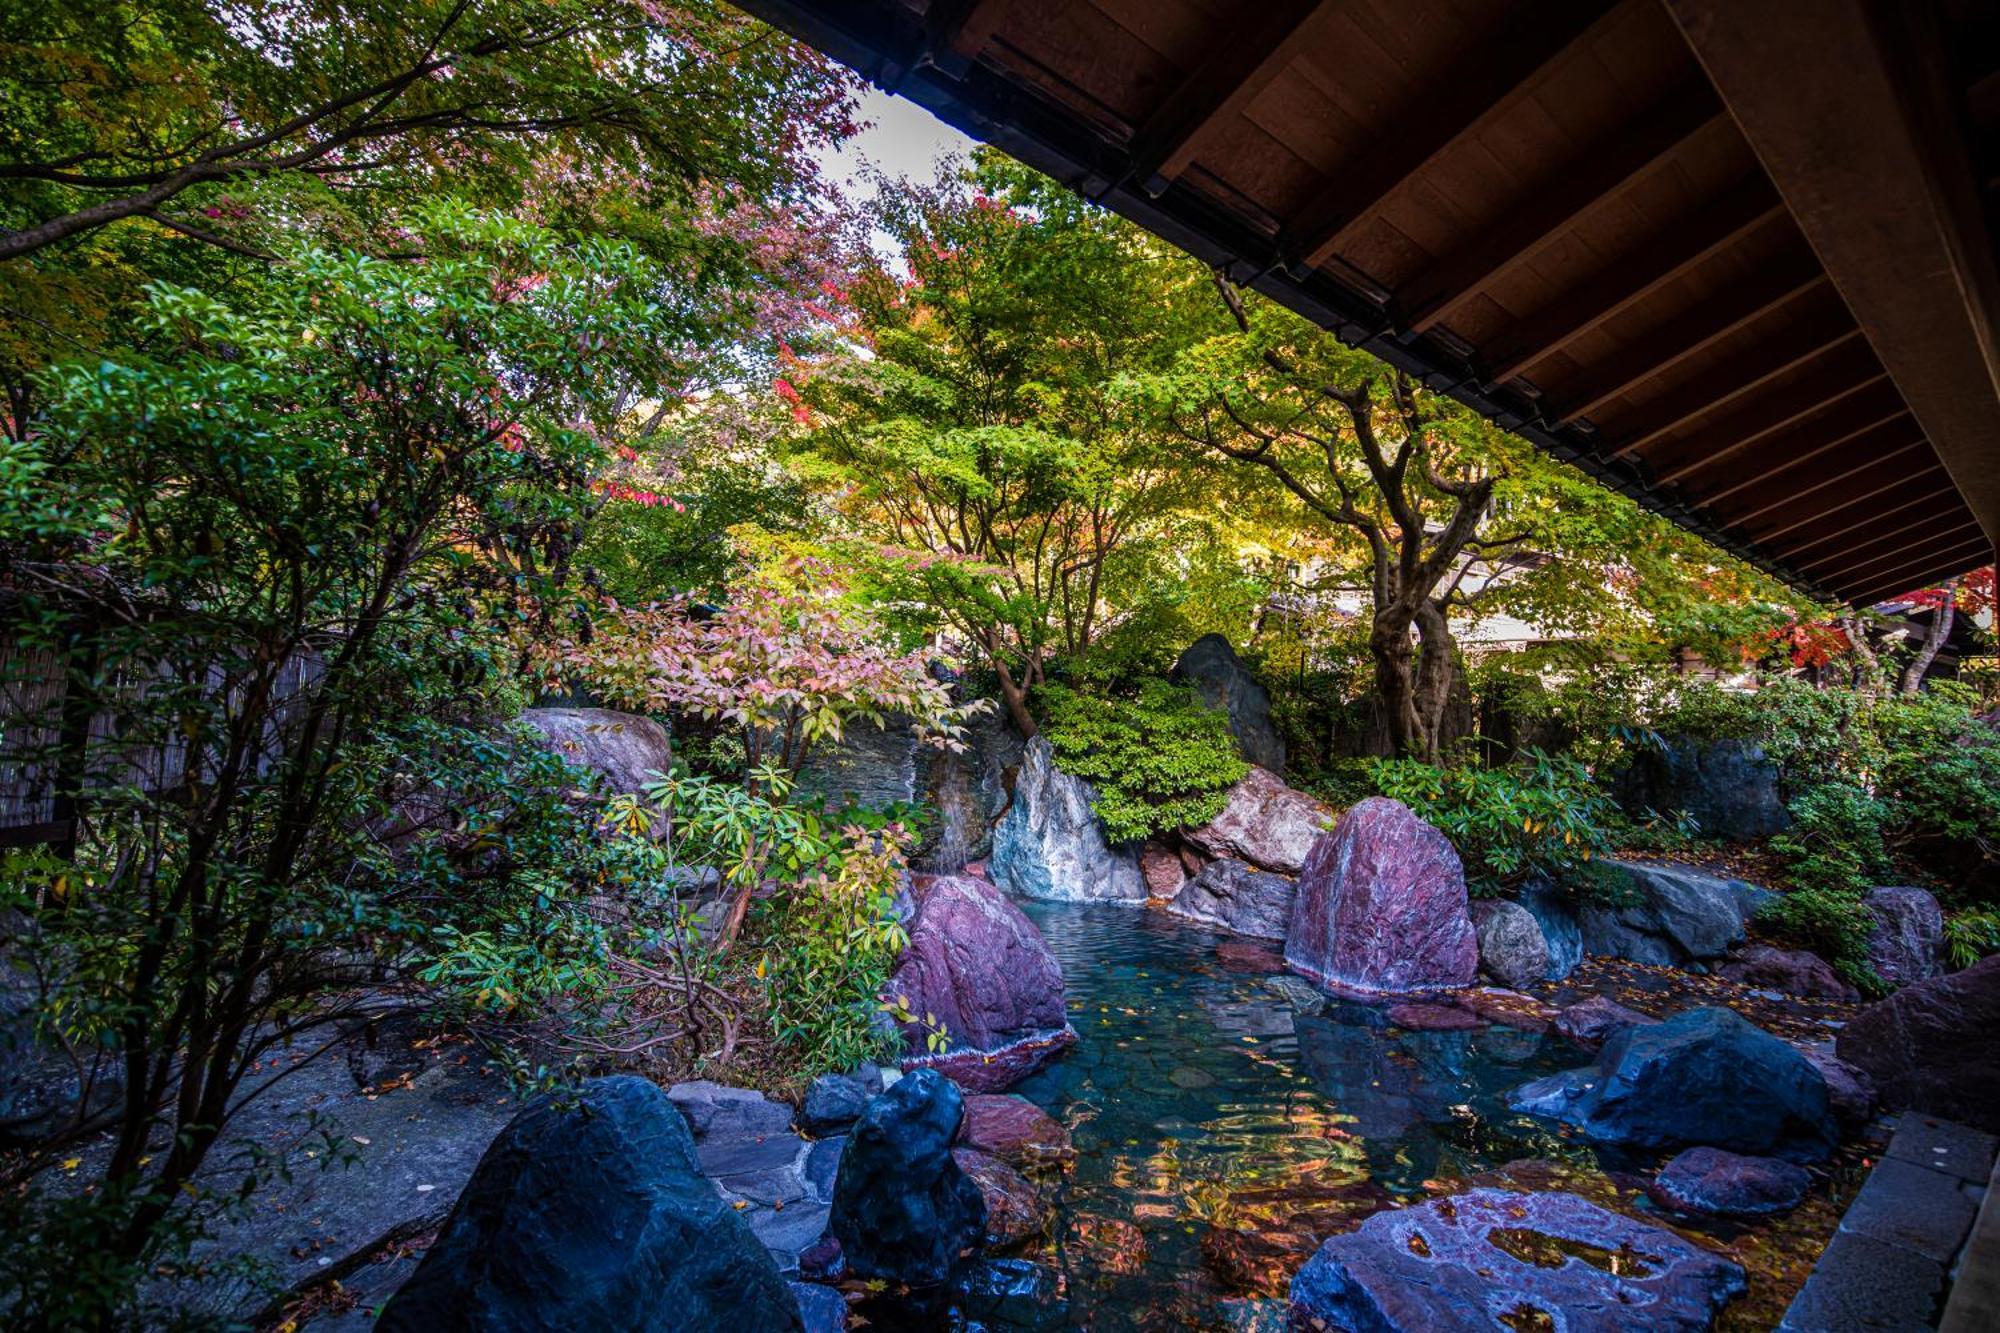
[1780,1230,1944,1333]
[1885,1114,1999,1186]
[1839,1158,1981,1264]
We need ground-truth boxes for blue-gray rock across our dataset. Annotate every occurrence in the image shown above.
[1470,898,1550,988]
[1862,885,1944,988]
[519,708,673,798]
[1171,633,1285,772]
[377,1075,802,1332]
[789,1281,846,1333]
[798,1073,871,1135]
[988,736,1145,902]
[1610,734,1789,840]
[1511,1006,1837,1161]
[1516,876,1583,980]
[1578,861,1761,965]
[952,1258,1069,1329]
[829,1069,986,1287]
[1652,1146,1811,1217]
[1166,857,1297,939]
[1288,1187,1746,1331]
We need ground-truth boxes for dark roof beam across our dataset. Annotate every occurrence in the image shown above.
[1797,517,1990,581]
[1601,322,1865,458]
[1281,0,1625,272]
[1723,437,1932,525]
[1742,464,1949,545]
[1700,412,1916,507]
[1481,176,1786,386]
[1401,83,1726,334]
[1128,0,1336,190]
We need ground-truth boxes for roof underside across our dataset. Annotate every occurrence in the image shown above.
[740,0,2000,604]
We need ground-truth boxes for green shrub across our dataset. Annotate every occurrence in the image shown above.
[1366,751,1622,898]
[1037,679,1249,844]
[1768,781,1893,895]
[1755,886,1883,995]
[1945,909,2000,970]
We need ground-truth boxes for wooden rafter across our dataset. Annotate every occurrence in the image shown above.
[1700,413,1916,507]
[1601,323,1864,458]
[1280,0,1622,272]
[1843,538,1996,603]
[1645,358,1893,484]
[1400,83,1726,333]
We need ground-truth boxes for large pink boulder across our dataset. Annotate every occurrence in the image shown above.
[1185,767,1332,875]
[888,874,1075,1092]
[1283,797,1478,993]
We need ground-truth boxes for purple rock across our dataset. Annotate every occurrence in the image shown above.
[1718,944,1859,1000]
[1184,766,1331,874]
[1799,1048,1876,1128]
[1862,886,1945,989]
[1386,1002,1484,1032]
[888,874,1074,1092]
[1837,953,2000,1133]
[1652,1147,1812,1217]
[1166,857,1297,939]
[1283,798,1478,993]
[1552,996,1655,1051]
[1288,1188,1746,1332]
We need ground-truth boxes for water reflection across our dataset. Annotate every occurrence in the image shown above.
[1007,901,1847,1331]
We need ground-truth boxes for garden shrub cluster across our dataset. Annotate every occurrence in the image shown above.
[1036,679,1249,844]
[1366,750,1623,899]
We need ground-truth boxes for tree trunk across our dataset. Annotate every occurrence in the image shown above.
[993,657,1039,738]
[1369,606,1426,759]
[1900,581,1957,694]
[1412,598,1462,763]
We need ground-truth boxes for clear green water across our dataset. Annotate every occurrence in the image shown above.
[1000,901,1846,1331]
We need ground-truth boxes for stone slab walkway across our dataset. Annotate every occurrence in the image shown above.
[1781,1113,1997,1332]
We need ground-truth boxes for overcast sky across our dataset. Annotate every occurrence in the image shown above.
[816,86,979,259]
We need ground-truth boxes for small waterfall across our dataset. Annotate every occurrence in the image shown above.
[919,748,981,873]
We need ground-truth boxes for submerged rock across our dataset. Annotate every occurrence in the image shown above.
[1717,944,1858,1000]
[829,1069,986,1288]
[1171,633,1286,772]
[957,1094,1072,1166]
[953,1147,1051,1249]
[1283,798,1478,993]
[1837,953,2000,1133]
[1511,1006,1837,1161]
[1470,898,1550,988]
[987,736,1146,902]
[377,1075,802,1332]
[1183,766,1329,874]
[1651,1147,1811,1217]
[1577,861,1760,966]
[1862,885,1944,988]
[1288,1187,1746,1332]
[1166,858,1297,939]
[951,1257,1069,1330]
[1551,996,1655,1051]
[888,873,1075,1092]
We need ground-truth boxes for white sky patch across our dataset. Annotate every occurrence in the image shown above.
[816,86,979,262]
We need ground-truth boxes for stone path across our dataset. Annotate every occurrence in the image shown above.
[1781,1113,1997,1331]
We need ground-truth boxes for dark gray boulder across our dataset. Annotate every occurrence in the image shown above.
[1578,861,1760,966]
[377,1075,802,1332]
[830,1069,986,1287]
[1515,876,1583,980]
[798,1073,872,1136]
[1512,1006,1837,1161]
[1610,735,1789,840]
[1651,1146,1811,1217]
[1862,885,1944,988]
[1171,633,1285,772]
[1288,1187,1746,1331]
[1470,898,1550,988]
[1166,858,1297,939]
[519,707,673,796]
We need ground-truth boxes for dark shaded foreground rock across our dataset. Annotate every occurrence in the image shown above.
[1512,1006,1837,1161]
[830,1069,985,1287]
[1284,797,1477,992]
[1862,885,1945,988]
[1837,952,2000,1133]
[1183,765,1330,874]
[987,736,1146,902]
[1551,995,1656,1050]
[1577,861,1764,966]
[518,707,673,796]
[1171,633,1286,772]
[377,1075,802,1332]
[1652,1147,1811,1217]
[1718,944,1859,1000]
[1166,857,1296,939]
[1469,898,1549,988]
[888,873,1076,1091]
[1288,1188,1747,1332]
